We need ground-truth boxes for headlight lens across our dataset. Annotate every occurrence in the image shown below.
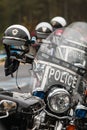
[47,88,70,114]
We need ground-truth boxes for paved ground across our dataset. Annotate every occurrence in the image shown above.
[0,62,34,93]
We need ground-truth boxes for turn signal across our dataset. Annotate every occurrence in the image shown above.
[84,89,87,96]
[66,125,76,130]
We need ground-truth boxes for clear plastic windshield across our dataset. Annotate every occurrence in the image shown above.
[37,22,87,69]
[32,22,87,92]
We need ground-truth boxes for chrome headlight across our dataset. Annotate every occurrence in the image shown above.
[47,88,71,114]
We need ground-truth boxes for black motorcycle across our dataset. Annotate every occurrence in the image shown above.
[0,90,45,130]
[2,22,87,130]
[31,22,87,130]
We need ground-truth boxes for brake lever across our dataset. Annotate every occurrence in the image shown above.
[10,54,34,64]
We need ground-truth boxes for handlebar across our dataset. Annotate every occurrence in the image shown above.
[0,111,9,119]
[10,53,34,64]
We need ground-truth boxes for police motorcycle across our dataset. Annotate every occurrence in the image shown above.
[0,24,45,130]
[31,22,87,130]
[2,22,87,130]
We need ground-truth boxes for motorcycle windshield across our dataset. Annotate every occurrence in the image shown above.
[33,22,87,92]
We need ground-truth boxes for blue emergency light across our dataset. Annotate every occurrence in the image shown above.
[75,109,87,118]
[33,91,45,99]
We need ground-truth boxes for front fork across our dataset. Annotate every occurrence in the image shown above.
[54,121,63,130]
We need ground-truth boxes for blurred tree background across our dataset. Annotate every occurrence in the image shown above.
[0,0,87,49]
